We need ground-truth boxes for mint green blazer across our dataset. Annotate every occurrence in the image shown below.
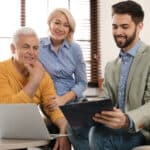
[100,42,150,142]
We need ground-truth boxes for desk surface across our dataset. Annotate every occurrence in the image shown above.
[0,139,49,150]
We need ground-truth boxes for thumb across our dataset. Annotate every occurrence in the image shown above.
[24,63,32,72]
[49,95,57,99]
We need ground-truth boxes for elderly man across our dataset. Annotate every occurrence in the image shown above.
[0,27,71,150]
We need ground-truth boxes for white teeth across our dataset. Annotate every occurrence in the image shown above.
[25,57,33,60]
[117,37,125,40]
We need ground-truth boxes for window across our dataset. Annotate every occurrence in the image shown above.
[0,0,20,60]
[0,0,101,85]
[99,0,150,77]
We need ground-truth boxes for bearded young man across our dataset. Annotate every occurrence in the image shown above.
[67,1,150,150]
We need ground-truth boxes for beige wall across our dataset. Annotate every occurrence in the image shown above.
[100,0,150,76]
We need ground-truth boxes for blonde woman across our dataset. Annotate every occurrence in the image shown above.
[39,8,87,107]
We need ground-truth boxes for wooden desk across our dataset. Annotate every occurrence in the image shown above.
[0,139,49,150]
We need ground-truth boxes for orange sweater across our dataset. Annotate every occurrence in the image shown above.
[0,59,64,123]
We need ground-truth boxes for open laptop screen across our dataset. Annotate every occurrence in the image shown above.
[0,104,51,140]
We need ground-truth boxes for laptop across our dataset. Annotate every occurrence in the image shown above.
[0,104,67,140]
[60,98,113,128]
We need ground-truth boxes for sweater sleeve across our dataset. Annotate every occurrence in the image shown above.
[0,60,65,123]
[38,73,65,123]
[0,72,33,103]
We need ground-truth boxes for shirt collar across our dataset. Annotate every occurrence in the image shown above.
[119,39,142,58]
[41,37,51,46]
[42,36,70,49]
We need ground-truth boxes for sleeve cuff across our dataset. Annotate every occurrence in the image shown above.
[126,114,135,133]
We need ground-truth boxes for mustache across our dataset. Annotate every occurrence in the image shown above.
[114,35,126,38]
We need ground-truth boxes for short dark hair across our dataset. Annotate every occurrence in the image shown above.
[112,0,144,24]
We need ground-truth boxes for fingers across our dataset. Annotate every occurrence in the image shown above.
[53,139,59,150]
[24,61,45,81]
[24,63,32,72]
[53,137,71,150]
[49,95,65,106]
[93,108,127,129]
[49,95,57,100]
[47,100,58,111]
[93,114,123,129]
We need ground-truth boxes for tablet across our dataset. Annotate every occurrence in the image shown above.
[60,99,113,128]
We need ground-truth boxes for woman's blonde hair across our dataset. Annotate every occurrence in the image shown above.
[47,8,76,43]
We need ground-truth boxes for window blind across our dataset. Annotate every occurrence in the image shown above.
[0,0,101,85]
[70,0,101,85]
[0,0,20,60]
[27,0,100,83]
[21,0,26,26]
[89,0,101,86]
[70,0,91,81]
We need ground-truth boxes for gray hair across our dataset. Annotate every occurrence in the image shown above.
[12,27,39,45]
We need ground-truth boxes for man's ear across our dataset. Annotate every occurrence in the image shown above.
[10,43,16,54]
[138,22,143,30]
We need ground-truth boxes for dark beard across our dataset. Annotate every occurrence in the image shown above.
[114,28,136,49]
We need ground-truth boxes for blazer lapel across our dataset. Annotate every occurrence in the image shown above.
[125,43,146,99]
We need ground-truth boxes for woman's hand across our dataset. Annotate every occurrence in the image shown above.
[50,95,67,106]
[46,95,67,111]
[46,96,59,111]
[54,95,66,106]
